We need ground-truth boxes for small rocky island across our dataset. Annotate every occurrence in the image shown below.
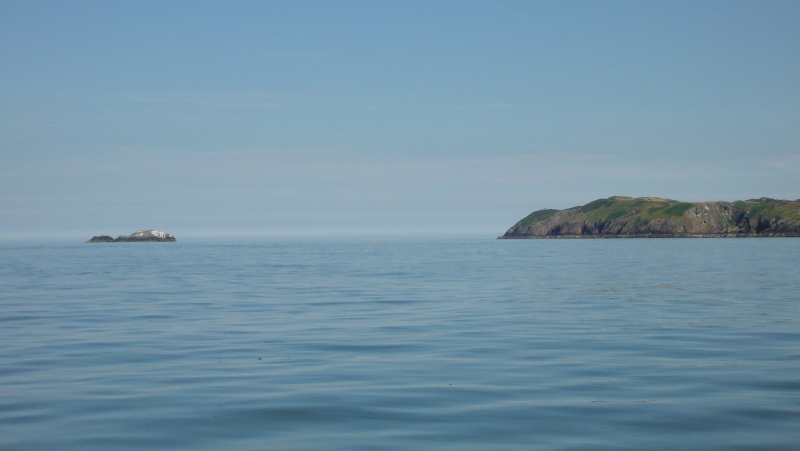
[500,197,800,238]
[87,230,176,242]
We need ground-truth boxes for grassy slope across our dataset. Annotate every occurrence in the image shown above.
[578,197,695,223]
[516,209,560,227]
[516,196,694,228]
[732,198,800,221]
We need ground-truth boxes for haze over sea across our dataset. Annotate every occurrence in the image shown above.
[2,237,799,450]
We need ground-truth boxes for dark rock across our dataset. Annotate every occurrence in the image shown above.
[86,235,114,243]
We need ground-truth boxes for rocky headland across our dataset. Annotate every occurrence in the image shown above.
[87,230,176,242]
[500,197,800,239]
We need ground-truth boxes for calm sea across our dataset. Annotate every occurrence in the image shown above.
[1,237,799,450]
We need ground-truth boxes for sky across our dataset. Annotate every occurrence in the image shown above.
[2,0,799,239]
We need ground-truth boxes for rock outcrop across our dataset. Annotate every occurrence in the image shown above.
[500,197,800,238]
[86,235,115,242]
[87,230,176,242]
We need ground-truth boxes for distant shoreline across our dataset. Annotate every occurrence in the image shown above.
[500,197,800,239]
[87,230,176,243]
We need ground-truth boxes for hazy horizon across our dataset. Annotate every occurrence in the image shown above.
[3,1,799,240]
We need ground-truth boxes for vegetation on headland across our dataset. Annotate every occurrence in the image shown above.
[501,196,800,238]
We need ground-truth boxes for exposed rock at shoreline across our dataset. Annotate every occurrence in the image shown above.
[86,235,115,242]
[500,197,800,239]
[87,230,176,242]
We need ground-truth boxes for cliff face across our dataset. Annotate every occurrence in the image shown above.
[500,197,800,238]
[87,230,176,242]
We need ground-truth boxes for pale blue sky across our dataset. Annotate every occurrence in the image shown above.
[2,1,799,238]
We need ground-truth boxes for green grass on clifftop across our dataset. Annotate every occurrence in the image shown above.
[733,198,800,221]
[517,209,560,227]
[576,197,693,224]
[661,203,692,217]
[514,197,697,228]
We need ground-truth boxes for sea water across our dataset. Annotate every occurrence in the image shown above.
[1,237,799,450]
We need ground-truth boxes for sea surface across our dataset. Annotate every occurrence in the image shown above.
[1,237,799,450]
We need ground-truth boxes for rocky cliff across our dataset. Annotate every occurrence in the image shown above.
[87,230,176,242]
[500,197,800,238]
